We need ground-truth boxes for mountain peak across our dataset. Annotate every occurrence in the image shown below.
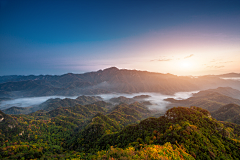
[104,67,119,70]
[103,67,119,72]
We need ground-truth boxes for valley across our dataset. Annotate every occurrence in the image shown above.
[0,68,240,159]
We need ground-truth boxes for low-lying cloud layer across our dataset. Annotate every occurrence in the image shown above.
[0,96,78,110]
[220,77,240,81]
[0,91,199,111]
[97,91,199,110]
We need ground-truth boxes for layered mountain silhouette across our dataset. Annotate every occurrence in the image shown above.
[1,67,240,98]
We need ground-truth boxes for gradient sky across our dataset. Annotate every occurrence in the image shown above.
[1,0,240,76]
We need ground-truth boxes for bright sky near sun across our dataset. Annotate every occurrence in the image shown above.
[0,0,240,76]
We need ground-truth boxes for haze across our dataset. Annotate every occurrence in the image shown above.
[0,91,199,110]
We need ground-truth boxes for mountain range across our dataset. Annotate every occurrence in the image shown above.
[1,67,240,98]
[1,67,240,159]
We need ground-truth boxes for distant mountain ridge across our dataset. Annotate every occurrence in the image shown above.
[193,87,240,99]
[1,67,240,99]
[0,67,200,97]
[1,69,239,83]
[165,87,240,111]
[218,73,240,77]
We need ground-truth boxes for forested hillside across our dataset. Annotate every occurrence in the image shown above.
[1,102,239,159]
[0,101,154,159]
[2,95,103,115]
[165,88,240,111]
[211,103,240,124]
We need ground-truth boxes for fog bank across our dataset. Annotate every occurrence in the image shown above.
[0,91,199,110]
[221,77,240,81]
[97,91,199,110]
[0,96,78,110]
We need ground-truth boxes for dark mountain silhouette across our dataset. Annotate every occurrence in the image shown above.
[0,67,198,97]
[1,67,240,98]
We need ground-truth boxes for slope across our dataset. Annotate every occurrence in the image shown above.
[211,103,240,124]
[79,107,240,159]
[165,91,240,111]
[2,95,103,114]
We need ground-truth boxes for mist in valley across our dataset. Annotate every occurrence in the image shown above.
[220,77,240,81]
[0,91,199,111]
[0,96,77,110]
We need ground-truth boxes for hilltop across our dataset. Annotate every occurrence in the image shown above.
[1,103,240,159]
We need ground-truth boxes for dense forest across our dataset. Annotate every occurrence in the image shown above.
[1,97,240,159]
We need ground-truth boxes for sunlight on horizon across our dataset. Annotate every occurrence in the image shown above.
[179,60,194,70]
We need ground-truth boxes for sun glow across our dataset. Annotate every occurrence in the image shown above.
[165,60,196,76]
[178,60,194,71]
[180,62,191,68]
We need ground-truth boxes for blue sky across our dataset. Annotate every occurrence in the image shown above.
[1,0,240,76]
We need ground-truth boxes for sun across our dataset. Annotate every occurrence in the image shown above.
[181,62,191,68]
[179,61,193,70]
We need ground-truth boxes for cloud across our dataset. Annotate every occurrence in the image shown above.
[0,96,78,110]
[210,59,217,63]
[151,54,194,62]
[206,65,225,69]
[184,54,194,59]
[221,77,240,81]
[215,65,225,68]
[151,58,172,62]
[209,59,233,64]
[216,61,234,64]
[1,91,199,111]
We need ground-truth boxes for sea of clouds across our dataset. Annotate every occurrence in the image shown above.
[0,91,199,110]
[97,91,199,110]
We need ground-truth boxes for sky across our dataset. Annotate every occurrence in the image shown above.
[0,0,240,76]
